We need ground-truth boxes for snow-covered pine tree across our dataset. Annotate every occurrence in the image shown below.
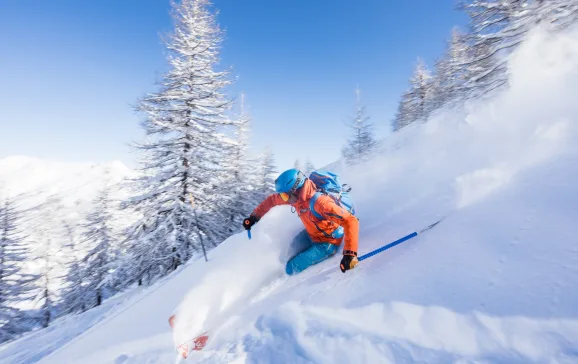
[393,59,433,131]
[392,97,413,133]
[293,159,301,171]
[221,94,261,235]
[431,28,470,110]
[29,195,66,329]
[0,195,37,343]
[458,0,557,97]
[545,0,578,30]
[124,0,237,284]
[59,221,89,315]
[35,245,55,328]
[458,1,520,96]
[76,186,118,309]
[111,224,152,288]
[342,87,378,165]
[254,147,277,203]
[460,0,578,97]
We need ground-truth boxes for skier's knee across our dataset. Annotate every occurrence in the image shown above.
[285,260,299,275]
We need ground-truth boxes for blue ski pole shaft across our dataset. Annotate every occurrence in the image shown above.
[358,232,417,262]
[247,229,252,240]
[358,219,444,262]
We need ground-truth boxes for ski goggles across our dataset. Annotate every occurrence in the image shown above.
[279,192,294,202]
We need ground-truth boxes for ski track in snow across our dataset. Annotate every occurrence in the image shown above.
[2,26,578,364]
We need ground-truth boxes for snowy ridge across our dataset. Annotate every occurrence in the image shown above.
[0,155,133,225]
[1,26,578,364]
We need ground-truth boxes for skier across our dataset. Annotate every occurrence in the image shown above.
[243,169,359,275]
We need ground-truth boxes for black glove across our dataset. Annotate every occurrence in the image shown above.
[243,215,259,230]
[340,252,359,273]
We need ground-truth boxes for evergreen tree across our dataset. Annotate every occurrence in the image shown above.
[222,94,260,235]
[458,0,561,97]
[255,147,277,202]
[29,195,64,329]
[546,1,578,30]
[78,187,117,309]
[392,96,413,133]
[59,221,89,315]
[342,87,378,164]
[35,240,56,328]
[0,195,37,342]
[393,59,433,131]
[293,159,301,171]
[124,0,236,284]
[431,28,470,109]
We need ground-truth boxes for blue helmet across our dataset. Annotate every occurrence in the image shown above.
[275,169,305,194]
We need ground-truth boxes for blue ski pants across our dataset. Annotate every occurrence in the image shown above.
[285,229,339,275]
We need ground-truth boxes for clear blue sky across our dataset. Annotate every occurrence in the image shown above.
[0,0,467,170]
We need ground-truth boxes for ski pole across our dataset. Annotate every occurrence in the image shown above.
[358,219,444,262]
[243,218,252,239]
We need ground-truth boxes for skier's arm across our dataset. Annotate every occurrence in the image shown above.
[319,199,359,254]
[251,193,290,220]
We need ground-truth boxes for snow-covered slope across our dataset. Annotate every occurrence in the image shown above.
[2,26,578,364]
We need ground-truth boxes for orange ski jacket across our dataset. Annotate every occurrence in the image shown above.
[251,179,359,254]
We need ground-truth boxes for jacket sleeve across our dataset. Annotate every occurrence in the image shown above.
[318,198,359,254]
[251,193,289,219]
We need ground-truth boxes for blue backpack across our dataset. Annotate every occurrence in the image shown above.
[308,170,356,239]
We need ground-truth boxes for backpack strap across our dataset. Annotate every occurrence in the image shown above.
[309,192,324,220]
[309,192,345,239]
[308,191,345,239]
